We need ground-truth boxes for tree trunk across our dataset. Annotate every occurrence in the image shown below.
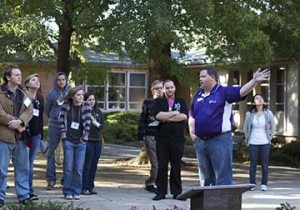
[56,2,74,76]
[127,147,149,165]
[148,42,172,83]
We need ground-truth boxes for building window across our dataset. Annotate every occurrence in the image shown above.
[86,70,147,111]
[244,70,270,110]
[275,67,285,112]
[128,73,146,109]
[87,84,105,109]
[108,72,126,109]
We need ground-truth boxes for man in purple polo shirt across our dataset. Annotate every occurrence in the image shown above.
[188,66,270,186]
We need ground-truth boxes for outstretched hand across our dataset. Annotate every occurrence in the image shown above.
[253,68,270,82]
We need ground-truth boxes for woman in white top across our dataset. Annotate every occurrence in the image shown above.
[243,94,275,191]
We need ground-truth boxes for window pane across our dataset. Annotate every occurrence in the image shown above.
[97,103,104,109]
[109,103,125,109]
[130,74,146,86]
[276,104,284,112]
[261,85,269,103]
[129,88,146,102]
[87,86,105,101]
[276,70,284,84]
[108,87,125,101]
[109,73,125,86]
[276,85,284,102]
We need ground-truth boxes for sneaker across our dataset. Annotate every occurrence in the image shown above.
[47,181,55,190]
[73,195,80,200]
[30,194,39,201]
[145,185,157,193]
[260,184,268,191]
[89,189,98,195]
[81,190,91,195]
[65,195,73,200]
[250,183,256,191]
[0,199,4,207]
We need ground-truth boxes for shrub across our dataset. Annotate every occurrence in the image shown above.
[271,140,300,167]
[2,201,89,210]
[103,111,139,144]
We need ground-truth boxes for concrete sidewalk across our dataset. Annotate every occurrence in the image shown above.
[5,144,300,210]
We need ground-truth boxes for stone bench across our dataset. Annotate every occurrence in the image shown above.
[177,184,255,210]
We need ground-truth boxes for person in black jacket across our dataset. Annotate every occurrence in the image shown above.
[137,80,163,193]
[152,80,188,201]
[81,93,105,195]
[24,74,44,201]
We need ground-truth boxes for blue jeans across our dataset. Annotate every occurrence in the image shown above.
[248,144,270,185]
[82,141,102,191]
[63,140,86,196]
[0,140,30,202]
[46,126,61,183]
[194,132,232,186]
[29,135,41,194]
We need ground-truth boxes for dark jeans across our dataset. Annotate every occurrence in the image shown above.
[248,144,270,185]
[82,141,102,191]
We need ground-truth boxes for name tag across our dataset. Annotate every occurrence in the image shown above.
[57,100,64,106]
[33,109,39,117]
[24,97,31,107]
[71,122,79,130]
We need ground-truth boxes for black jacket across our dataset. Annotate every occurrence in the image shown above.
[137,98,158,141]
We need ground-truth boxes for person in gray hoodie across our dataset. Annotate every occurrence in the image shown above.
[45,72,70,190]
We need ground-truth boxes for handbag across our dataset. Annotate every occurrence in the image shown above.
[22,129,33,148]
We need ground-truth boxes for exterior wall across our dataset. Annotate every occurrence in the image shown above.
[285,62,299,136]
[5,60,299,139]
[1,62,56,95]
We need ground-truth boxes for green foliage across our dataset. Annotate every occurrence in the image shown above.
[271,140,300,167]
[233,134,300,168]
[276,202,296,210]
[103,112,139,143]
[71,63,109,85]
[0,0,113,75]
[2,200,89,210]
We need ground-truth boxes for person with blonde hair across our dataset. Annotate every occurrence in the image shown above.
[59,86,92,200]
[137,80,164,193]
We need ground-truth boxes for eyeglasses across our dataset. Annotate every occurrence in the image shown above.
[153,87,163,90]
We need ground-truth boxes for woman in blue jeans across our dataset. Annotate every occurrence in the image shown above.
[81,93,104,195]
[24,73,44,201]
[59,86,92,200]
[244,94,275,191]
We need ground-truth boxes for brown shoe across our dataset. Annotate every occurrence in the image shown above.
[47,181,55,190]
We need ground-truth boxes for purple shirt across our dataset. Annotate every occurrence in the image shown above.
[190,84,244,137]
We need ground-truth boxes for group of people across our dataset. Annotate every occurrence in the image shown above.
[138,66,275,201]
[0,65,104,206]
[0,64,275,206]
